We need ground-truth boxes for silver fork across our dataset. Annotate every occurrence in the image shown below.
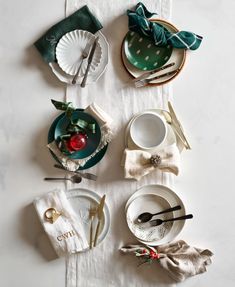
[134,69,180,88]
[54,164,97,181]
[72,39,93,85]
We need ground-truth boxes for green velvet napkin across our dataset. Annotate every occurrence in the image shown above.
[34,5,103,63]
[127,2,203,50]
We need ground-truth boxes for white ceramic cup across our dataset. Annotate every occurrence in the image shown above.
[130,112,167,149]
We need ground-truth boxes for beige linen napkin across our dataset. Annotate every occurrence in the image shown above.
[47,102,114,171]
[34,189,88,257]
[122,144,180,180]
[120,240,213,282]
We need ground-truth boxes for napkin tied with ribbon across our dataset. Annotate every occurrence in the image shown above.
[120,240,213,282]
[127,2,203,50]
[122,144,180,181]
[34,189,88,257]
[34,5,103,63]
[47,103,114,171]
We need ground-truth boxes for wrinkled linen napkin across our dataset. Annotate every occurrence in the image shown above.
[122,144,180,180]
[47,102,114,171]
[34,5,102,63]
[120,240,213,282]
[127,2,203,50]
[34,189,88,257]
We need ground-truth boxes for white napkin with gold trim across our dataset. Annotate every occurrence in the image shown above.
[34,189,88,257]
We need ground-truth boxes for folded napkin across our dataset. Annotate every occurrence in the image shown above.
[34,5,103,63]
[120,240,213,282]
[34,189,88,257]
[47,102,114,171]
[122,144,180,181]
[127,2,203,50]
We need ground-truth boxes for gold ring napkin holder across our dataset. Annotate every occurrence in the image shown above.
[44,208,62,224]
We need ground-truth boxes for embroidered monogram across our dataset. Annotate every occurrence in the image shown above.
[57,230,76,241]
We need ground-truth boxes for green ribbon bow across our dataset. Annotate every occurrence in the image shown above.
[127,2,203,50]
[51,99,96,134]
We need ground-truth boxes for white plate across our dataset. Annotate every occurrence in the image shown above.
[50,30,109,85]
[125,184,186,246]
[56,30,102,76]
[66,188,110,250]
[125,109,178,153]
[121,19,186,85]
[130,112,167,149]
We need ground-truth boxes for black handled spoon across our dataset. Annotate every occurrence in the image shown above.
[137,205,181,223]
[150,214,193,227]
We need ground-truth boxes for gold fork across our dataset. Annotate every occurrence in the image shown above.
[89,205,97,249]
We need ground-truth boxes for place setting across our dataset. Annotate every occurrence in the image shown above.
[122,101,190,181]
[44,99,114,183]
[34,188,110,255]
[122,2,202,87]
[34,5,109,86]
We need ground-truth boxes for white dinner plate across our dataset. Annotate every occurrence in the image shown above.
[125,109,178,153]
[66,188,110,250]
[121,19,186,86]
[56,30,102,76]
[125,184,186,246]
[50,30,109,85]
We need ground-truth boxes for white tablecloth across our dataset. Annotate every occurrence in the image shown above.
[65,1,174,286]
[1,0,235,286]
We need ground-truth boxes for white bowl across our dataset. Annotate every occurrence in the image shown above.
[130,112,167,149]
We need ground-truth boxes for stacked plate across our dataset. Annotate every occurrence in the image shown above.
[125,109,184,153]
[50,30,109,85]
[125,185,186,245]
[122,19,186,86]
[48,109,108,170]
[67,188,110,250]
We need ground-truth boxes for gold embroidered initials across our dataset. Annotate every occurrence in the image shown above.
[57,230,76,241]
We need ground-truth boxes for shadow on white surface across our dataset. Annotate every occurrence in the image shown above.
[23,45,64,89]
[19,203,57,261]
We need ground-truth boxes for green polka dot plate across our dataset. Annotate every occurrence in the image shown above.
[123,31,173,71]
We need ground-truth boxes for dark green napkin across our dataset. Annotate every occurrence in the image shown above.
[127,2,203,50]
[34,5,103,63]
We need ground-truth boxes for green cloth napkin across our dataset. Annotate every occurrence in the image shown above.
[127,2,203,50]
[34,5,103,63]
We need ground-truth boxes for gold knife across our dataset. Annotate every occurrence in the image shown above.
[168,101,191,150]
[93,195,106,247]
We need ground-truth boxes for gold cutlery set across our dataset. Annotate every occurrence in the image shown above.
[89,195,106,249]
[163,101,191,150]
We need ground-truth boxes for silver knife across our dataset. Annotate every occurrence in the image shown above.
[132,62,175,82]
[81,37,99,88]
[72,39,93,85]
[53,164,97,181]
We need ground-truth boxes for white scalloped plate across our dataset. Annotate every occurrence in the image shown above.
[50,31,108,85]
[56,30,102,76]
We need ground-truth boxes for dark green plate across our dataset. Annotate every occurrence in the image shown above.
[48,109,108,170]
[54,110,101,159]
[123,31,173,71]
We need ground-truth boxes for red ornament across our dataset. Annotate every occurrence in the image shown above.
[69,133,87,151]
[149,250,160,260]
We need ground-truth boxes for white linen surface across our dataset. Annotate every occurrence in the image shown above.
[64,1,176,287]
